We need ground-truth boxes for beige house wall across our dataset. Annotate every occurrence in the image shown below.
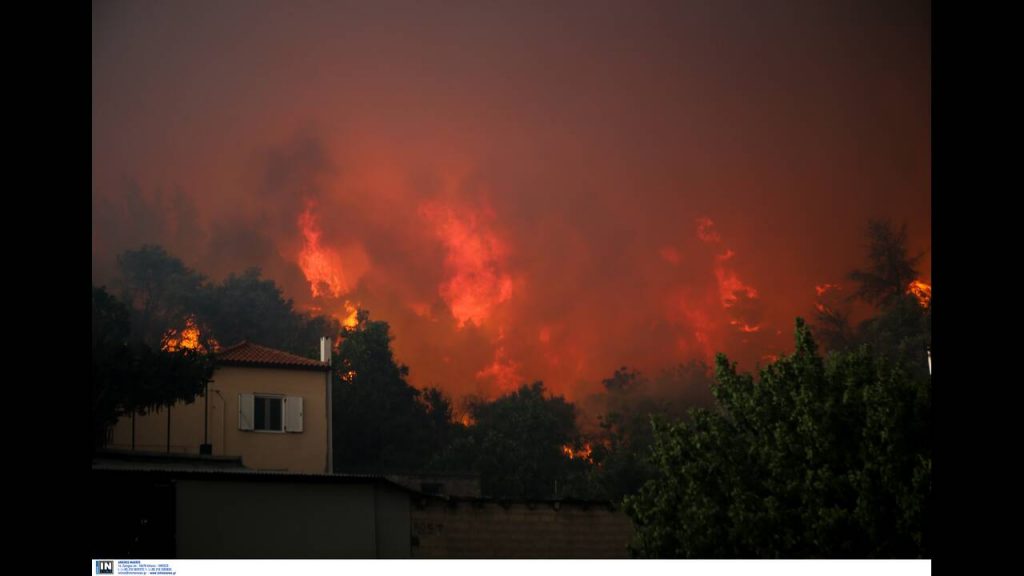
[110,365,330,473]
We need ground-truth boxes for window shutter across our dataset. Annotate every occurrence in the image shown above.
[239,393,254,431]
[285,396,303,433]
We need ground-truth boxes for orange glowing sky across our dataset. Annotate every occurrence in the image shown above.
[93,0,930,402]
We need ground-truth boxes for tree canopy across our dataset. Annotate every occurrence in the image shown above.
[815,219,930,373]
[848,220,923,308]
[624,319,930,558]
[588,361,715,502]
[427,381,590,499]
[115,245,206,347]
[331,310,456,472]
[92,286,214,449]
[113,245,339,357]
[199,267,338,357]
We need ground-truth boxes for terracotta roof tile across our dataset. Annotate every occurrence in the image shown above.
[217,341,330,371]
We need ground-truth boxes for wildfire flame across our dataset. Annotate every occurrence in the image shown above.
[815,283,842,315]
[562,443,593,463]
[161,315,215,352]
[421,200,513,328]
[475,342,522,393]
[298,203,349,298]
[687,217,763,349]
[338,300,360,329]
[715,250,759,308]
[729,320,761,333]
[907,279,931,308]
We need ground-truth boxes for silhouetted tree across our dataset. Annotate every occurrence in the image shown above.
[421,387,457,456]
[848,220,923,308]
[199,267,339,356]
[588,362,714,502]
[332,310,455,471]
[115,246,338,358]
[431,382,584,499]
[845,220,931,374]
[857,293,931,379]
[814,303,856,353]
[93,286,214,450]
[115,245,207,347]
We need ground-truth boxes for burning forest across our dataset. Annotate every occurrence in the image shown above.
[93,0,931,560]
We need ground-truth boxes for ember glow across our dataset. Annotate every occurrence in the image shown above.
[93,1,931,403]
[816,284,841,297]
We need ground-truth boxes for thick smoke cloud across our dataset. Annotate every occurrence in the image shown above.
[93,0,931,403]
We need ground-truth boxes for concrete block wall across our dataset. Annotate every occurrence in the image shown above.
[411,498,635,558]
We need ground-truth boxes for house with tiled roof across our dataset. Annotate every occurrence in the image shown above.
[109,339,334,474]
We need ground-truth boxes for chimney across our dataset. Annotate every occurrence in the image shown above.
[321,335,334,474]
[320,336,332,365]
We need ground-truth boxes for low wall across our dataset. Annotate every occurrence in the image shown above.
[411,497,635,558]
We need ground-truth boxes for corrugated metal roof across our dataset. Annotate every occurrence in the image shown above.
[216,341,330,371]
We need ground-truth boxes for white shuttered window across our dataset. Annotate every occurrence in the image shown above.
[238,393,254,431]
[239,393,302,432]
[284,396,303,433]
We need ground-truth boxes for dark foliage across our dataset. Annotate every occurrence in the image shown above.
[332,311,458,472]
[624,319,930,558]
[115,245,339,357]
[92,286,214,449]
[848,220,923,308]
[429,382,591,499]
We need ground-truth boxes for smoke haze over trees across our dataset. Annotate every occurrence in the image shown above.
[93,0,930,404]
[93,208,931,557]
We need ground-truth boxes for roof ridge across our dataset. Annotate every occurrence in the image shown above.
[238,341,320,362]
[216,340,329,371]
[219,340,249,353]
